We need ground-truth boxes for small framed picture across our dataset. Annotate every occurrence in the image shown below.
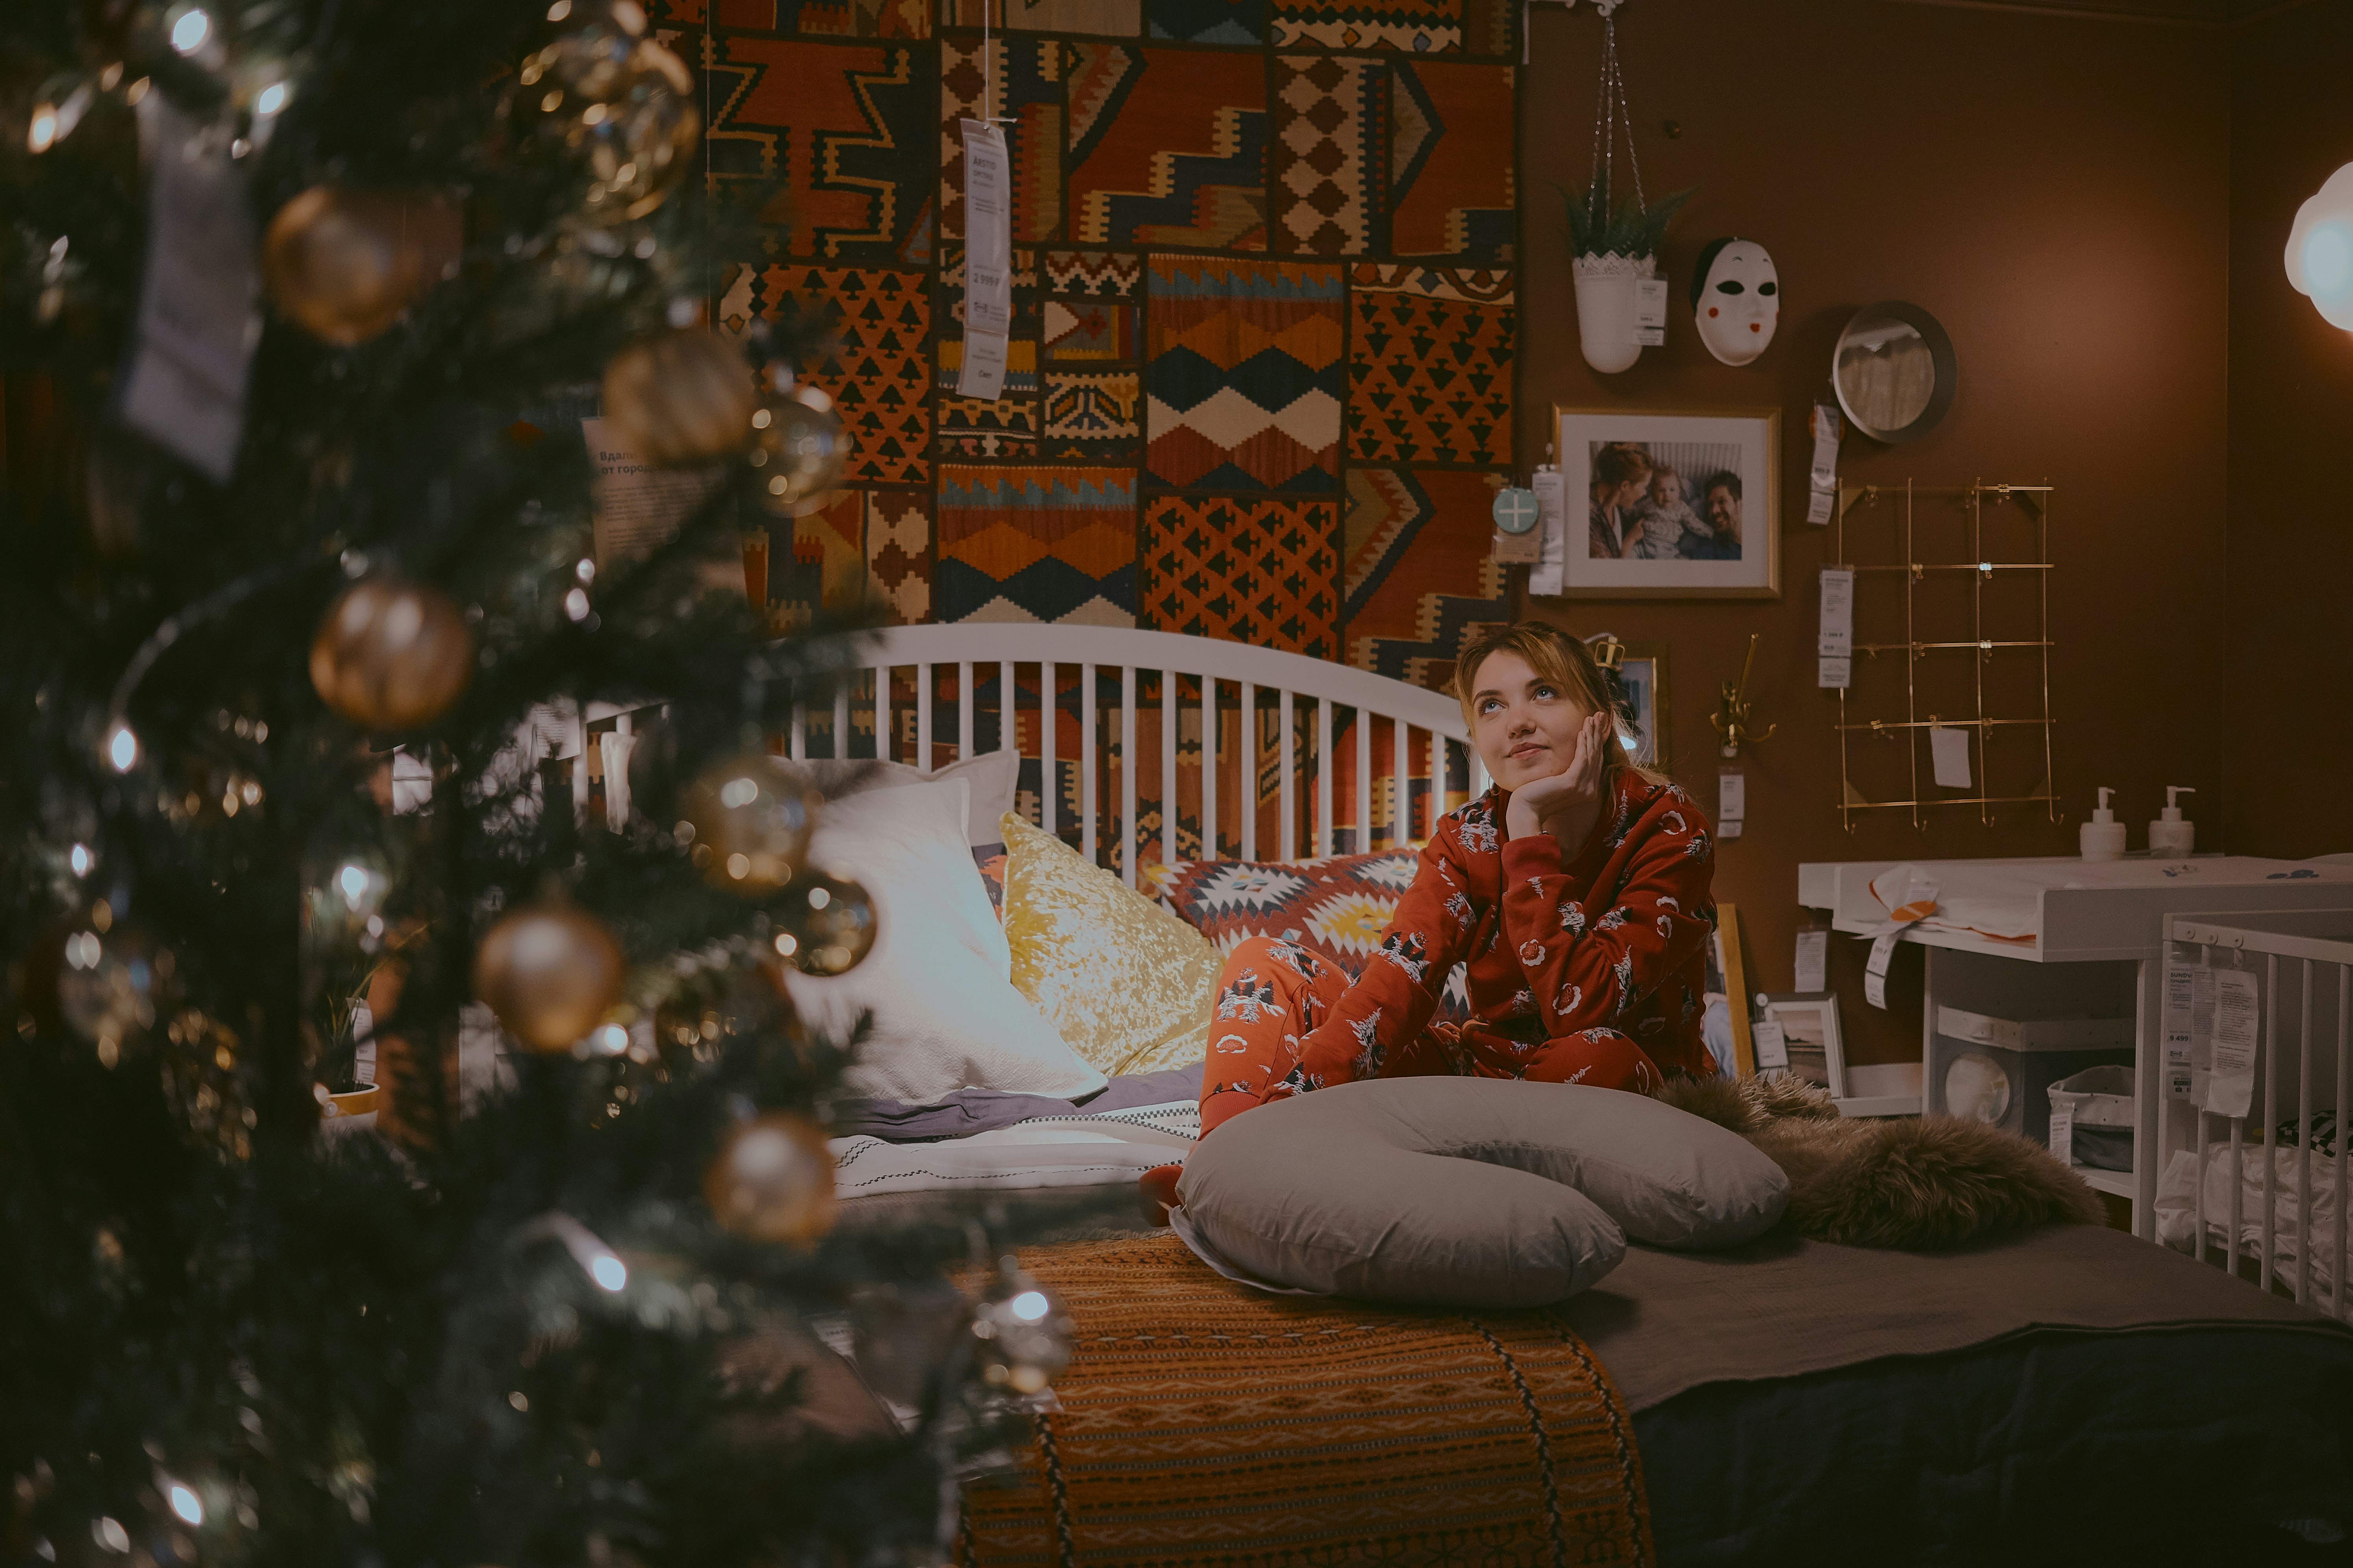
[1754,991,1847,1098]
[1548,404,1781,600]
[1702,902,1755,1078]
[1583,633,1668,769]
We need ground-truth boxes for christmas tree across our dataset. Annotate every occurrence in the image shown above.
[0,4,1076,1562]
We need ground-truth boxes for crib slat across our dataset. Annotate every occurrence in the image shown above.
[2264,953,2279,1293]
[1041,662,1057,834]
[2337,965,2349,1320]
[834,679,850,761]
[1472,743,1490,799]
[1082,663,1098,865]
[1279,689,1296,863]
[1122,665,1138,888]
[874,665,891,762]
[1355,708,1371,858]
[1315,698,1332,859]
[1393,714,1409,847]
[916,663,933,772]
[998,661,1014,753]
[1161,671,1177,870]
[789,700,806,760]
[2299,958,2315,1308]
[1201,677,1218,861]
[957,660,974,760]
[1240,681,1257,862]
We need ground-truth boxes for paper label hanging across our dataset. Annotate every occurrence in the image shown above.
[2203,969,2259,1119]
[1528,468,1566,597]
[2163,962,2208,1102]
[1818,567,1853,690]
[118,95,261,483]
[955,327,1008,401]
[959,118,1012,334]
[1863,874,1938,1009]
[1929,724,1972,789]
[1716,767,1744,842]
[1633,278,1668,347]
[1794,929,1828,993]
[1752,1018,1789,1070]
[2048,1102,2074,1161]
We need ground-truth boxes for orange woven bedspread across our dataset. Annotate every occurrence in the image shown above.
[960,1233,1653,1568]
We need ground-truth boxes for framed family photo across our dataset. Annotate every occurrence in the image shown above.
[1550,404,1781,599]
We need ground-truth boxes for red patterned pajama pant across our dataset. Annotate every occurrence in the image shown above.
[1199,936,1664,1135]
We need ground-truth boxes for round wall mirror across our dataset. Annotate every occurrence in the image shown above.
[1832,301,1957,443]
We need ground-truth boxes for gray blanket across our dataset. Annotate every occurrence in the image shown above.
[833,1065,1202,1142]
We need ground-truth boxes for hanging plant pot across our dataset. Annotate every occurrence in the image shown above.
[1572,251,1658,374]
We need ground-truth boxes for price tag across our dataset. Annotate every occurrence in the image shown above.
[1806,488,1835,525]
[1753,1017,1788,1069]
[1794,929,1828,993]
[1528,468,1566,597]
[1716,767,1744,841]
[1818,567,1855,657]
[1491,526,1541,564]
[959,119,1012,336]
[2048,1102,2075,1163]
[2204,969,2259,1118]
[955,326,1008,400]
[1633,277,1668,346]
[1929,725,1973,789]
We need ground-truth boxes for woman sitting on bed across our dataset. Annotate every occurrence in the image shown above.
[1197,621,1719,1137]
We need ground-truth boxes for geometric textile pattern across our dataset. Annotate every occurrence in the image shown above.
[937,393,1040,458]
[735,0,930,37]
[765,265,931,483]
[1043,371,1143,460]
[1148,0,1267,43]
[957,1238,1650,1563]
[1045,250,1145,297]
[1346,271,1513,464]
[1142,850,1468,1017]
[940,245,1042,335]
[772,488,870,630]
[1271,55,1381,256]
[939,38,1064,244]
[1043,298,1137,363]
[1003,0,1141,32]
[1145,255,1344,493]
[1068,46,1269,251]
[937,465,1138,625]
[1390,60,1514,261]
[710,38,932,262]
[864,489,934,624]
[1140,494,1340,659]
[1344,466,1508,691]
[1269,0,1457,53]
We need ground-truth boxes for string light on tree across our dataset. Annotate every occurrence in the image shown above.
[969,1262,1074,1396]
[57,913,177,1068]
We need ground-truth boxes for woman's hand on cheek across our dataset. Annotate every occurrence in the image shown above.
[1504,712,1613,845]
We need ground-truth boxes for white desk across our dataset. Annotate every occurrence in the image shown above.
[1798,855,2353,1238]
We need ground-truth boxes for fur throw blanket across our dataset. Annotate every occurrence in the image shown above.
[1657,1074,2106,1250]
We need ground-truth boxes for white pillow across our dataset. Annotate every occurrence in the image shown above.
[802,751,1022,851]
[784,777,1103,1105]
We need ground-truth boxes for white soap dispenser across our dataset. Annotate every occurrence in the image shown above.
[2080,788,2126,861]
[2149,786,2196,859]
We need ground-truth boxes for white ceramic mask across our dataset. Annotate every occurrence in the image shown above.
[1694,240,1779,366]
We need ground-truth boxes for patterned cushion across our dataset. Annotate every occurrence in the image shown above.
[1144,851,1469,1019]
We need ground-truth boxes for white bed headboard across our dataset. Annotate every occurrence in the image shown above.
[788,625,1481,885]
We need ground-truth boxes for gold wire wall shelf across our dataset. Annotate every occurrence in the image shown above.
[1833,479,2057,832]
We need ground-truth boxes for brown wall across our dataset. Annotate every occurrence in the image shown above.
[2225,2,2353,858]
[1516,0,2232,1063]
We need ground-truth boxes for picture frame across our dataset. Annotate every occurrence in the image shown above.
[1703,902,1755,1078]
[1548,403,1781,600]
[1755,991,1848,1099]
[1590,630,1666,771]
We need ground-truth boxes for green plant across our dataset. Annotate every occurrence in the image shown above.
[1555,179,1694,260]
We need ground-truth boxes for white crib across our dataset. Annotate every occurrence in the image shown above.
[2161,911,2353,1320]
[777,624,1483,883]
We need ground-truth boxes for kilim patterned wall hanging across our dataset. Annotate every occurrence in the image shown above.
[664,0,1517,860]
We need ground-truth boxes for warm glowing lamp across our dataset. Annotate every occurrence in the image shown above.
[2286,162,2353,330]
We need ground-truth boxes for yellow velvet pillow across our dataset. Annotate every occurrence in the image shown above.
[1000,810,1219,1076]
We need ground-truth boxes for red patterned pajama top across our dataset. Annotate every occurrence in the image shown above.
[1203,766,1719,1122]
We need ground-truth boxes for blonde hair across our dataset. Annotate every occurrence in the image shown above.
[1452,621,1661,783]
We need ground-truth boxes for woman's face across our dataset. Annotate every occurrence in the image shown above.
[1466,649,1595,793]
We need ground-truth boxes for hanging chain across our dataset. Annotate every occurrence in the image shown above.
[1610,20,1645,214]
[1583,13,1645,237]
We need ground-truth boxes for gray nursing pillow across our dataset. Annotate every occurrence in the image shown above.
[1174,1078,1790,1308]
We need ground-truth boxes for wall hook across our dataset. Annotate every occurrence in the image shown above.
[1709,632,1776,759]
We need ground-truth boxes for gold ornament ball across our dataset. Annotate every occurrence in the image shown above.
[748,387,845,518]
[681,751,819,895]
[57,921,176,1067]
[790,871,876,977]
[310,577,478,732]
[601,328,758,468]
[705,1112,836,1245]
[472,903,626,1053]
[520,4,698,224]
[263,187,437,348]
